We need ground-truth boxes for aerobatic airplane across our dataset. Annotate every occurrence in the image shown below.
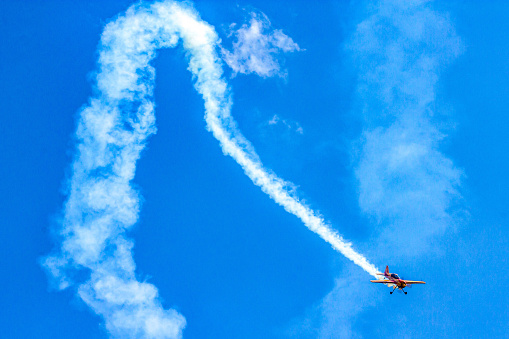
[371,266,426,294]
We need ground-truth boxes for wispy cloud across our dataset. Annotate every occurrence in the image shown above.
[307,0,464,335]
[267,114,304,134]
[44,0,379,337]
[221,12,301,78]
[287,267,380,339]
[350,0,464,254]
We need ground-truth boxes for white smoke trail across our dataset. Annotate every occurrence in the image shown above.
[44,0,379,337]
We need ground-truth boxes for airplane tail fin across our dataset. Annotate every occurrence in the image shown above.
[376,265,390,276]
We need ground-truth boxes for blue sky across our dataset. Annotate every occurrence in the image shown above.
[0,0,508,338]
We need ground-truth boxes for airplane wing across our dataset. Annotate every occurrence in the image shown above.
[403,280,426,284]
[370,280,394,284]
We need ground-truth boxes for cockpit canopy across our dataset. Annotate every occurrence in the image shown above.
[391,273,400,279]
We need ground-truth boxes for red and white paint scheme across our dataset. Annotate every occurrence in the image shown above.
[371,266,426,294]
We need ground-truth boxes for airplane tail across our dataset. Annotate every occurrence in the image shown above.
[376,265,390,276]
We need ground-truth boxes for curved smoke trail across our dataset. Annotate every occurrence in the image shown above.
[44,0,379,337]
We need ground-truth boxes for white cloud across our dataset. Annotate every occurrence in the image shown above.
[268,114,279,125]
[357,119,463,254]
[286,267,381,339]
[266,114,304,134]
[349,0,464,254]
[221,12,301,78]
[304,0,464,336]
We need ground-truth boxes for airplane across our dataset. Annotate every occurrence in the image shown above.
[370,266,425,294]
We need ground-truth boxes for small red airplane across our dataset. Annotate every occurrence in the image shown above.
[371,266,426,294]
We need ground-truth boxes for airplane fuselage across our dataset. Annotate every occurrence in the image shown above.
[380,271,411,290]
[385,275,407,289]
